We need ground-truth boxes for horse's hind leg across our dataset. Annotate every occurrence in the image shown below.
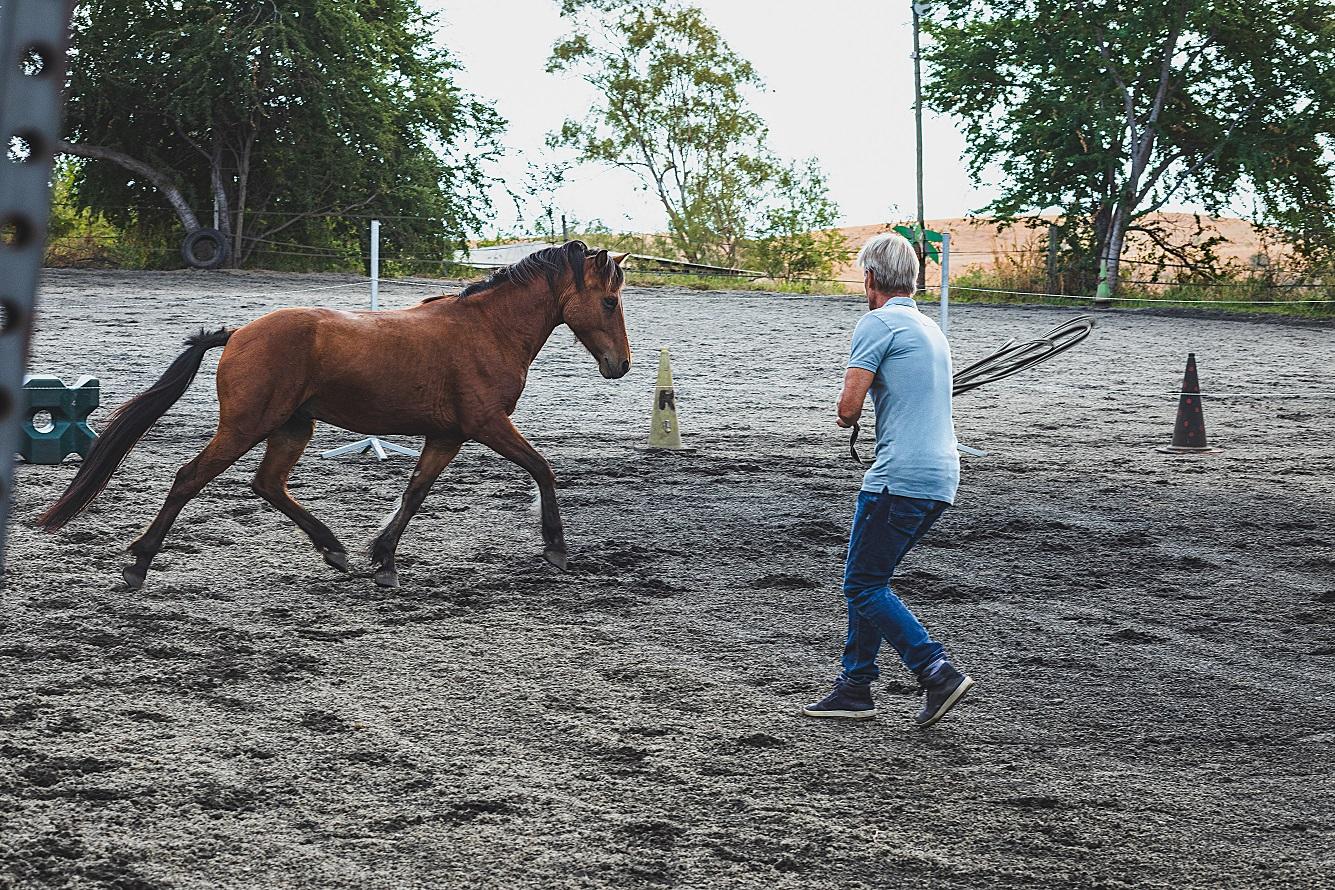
[123,427,260,589]
[252,415,349,572]
[369,437,463,588]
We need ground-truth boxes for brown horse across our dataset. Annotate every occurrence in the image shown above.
[38,241,631,588]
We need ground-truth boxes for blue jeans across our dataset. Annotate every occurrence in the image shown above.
[841,490,948,685]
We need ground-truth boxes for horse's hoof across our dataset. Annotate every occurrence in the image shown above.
[544,548,569,571]
[323,550,350,573]
[374,566,400,588]
[121,566,146,589]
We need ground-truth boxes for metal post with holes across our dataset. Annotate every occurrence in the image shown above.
[0,0,75,577]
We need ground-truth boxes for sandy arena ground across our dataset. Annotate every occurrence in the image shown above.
[2,269,1333,889]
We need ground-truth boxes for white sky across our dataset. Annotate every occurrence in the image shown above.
[434,1,1219,238]
[432,0,996,237]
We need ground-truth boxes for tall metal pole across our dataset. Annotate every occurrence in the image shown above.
[912,0,927,294]
[0,0,75,578]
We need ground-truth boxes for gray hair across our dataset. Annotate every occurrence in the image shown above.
[857,232,919,294]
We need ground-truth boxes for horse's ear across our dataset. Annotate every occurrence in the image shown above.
[611,252,629,265]
[594,248,609,266]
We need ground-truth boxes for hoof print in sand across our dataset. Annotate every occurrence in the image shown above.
[1003,795,1061,810]
[194,782,258,814]
[299,709,350,733]
[749,573,818,590]
[618,819,685,851]
[1107,627,1169,644]
[294,627,368,643]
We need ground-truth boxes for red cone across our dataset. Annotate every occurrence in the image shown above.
[1157,353,1219,454]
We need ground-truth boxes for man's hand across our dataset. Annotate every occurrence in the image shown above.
[837,368,875,428]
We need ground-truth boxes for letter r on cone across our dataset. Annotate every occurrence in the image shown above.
[648,347,683,449]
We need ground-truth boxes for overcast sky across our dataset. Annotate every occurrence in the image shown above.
[432,0,1001,237]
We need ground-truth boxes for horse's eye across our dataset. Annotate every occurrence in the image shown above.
[602,296,618,311]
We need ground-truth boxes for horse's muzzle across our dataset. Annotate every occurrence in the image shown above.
[598,356,631,379]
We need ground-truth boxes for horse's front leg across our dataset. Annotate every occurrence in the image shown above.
[474,417,567,570]
[369,437,463,587]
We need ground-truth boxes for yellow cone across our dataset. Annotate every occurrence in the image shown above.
[647,347,683,449]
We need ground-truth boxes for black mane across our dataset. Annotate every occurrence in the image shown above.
[459,240,592,298]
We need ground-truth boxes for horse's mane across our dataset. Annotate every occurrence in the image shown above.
[425,240,622,304]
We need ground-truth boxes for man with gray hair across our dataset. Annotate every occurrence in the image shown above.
[803,231,974,727]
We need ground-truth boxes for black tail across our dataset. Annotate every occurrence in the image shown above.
[37,328,232,532]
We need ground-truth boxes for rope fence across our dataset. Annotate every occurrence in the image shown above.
[131,245,1332,412]
[242,268,1335,309]
[220,279,379,299]
[205,265,1335,307]
[41,207,1335,308]
[177,265,1335,406]
[937,284,1335,305]
[51,237,1329,292]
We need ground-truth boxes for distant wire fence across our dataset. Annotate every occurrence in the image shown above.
[41,205,1335,310]
[951,289,1335,307]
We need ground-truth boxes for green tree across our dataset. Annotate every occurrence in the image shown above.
[547,0,770,265]
[923,1,1335,293]
[747,159,851,280]
[61,0,503,267]
[680,152,775,267]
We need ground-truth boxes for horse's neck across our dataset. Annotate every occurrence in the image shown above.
[468,283,564,365]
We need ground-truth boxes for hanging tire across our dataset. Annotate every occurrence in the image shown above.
[181,228,229,270]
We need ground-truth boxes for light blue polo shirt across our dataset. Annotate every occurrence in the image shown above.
[848,297,959,504]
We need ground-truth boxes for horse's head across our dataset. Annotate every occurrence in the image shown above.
[563,247,632,379]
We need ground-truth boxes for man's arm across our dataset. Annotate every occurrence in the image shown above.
[837,368,875,428]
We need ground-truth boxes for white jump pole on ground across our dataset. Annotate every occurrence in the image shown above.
[939,232,951,337]
[321,220,420,461]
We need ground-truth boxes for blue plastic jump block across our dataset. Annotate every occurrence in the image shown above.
[19,375,100,465]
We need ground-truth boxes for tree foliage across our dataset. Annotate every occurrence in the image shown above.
[749,159,851,281]
[923,1,1335,291]
[548,0,847,280]
[547,0,769,265]
[63,0,504,267]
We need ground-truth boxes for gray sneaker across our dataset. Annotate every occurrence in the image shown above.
[802,680,876,719]
[915,659,974,728]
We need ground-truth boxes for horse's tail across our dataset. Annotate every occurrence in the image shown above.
[37,328,233,532]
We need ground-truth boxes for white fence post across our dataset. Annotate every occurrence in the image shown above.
[370,219,380,311]
[940,231,951,337]
[320,217,419,460]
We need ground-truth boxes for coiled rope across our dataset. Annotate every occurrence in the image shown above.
[850,315,1096,465]
[950,315,1096,395]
